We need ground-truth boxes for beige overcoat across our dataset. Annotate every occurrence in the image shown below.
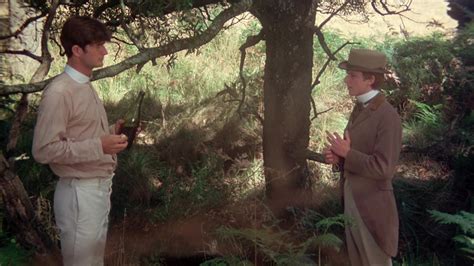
[342,93,402,257]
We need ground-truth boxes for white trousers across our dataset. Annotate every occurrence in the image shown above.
[54,176,113,266]
[344,179,392,266]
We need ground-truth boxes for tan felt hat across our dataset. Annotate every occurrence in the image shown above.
[338,48,389,74]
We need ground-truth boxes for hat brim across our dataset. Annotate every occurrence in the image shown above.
[338,61,389,74]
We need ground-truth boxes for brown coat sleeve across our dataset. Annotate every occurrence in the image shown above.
[344,107,402,180]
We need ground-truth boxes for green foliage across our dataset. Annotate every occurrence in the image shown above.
[403,100,445,149]
[429,210,474,234]
[0,238,30,266]
[391,33,455,102]
[111,147,162,219]
[394,175,459,265]
[200,256,253,266]
[429,210,474,261]
[0,214,31,265]
[217,225,314,265]
[215,210,346,265]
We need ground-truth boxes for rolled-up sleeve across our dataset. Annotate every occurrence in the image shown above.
[32,91,104,164]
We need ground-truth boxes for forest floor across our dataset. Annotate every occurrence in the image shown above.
[101,155,451,265]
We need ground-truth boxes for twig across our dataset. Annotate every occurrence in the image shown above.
[371,0,412,16]
[311,107,333,121]
[237,30,264,115]
[318,0,350,29]
[0,49,42,62]
[305,149,325,164]
[0,11,47,41]
[313,26,336,61]
[311,41,356,90]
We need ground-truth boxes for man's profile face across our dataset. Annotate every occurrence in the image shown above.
[344,70,374,97]
[77,42,108,70]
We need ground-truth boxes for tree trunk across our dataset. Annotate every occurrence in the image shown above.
[0,153,58,254]
[254,0,316,211]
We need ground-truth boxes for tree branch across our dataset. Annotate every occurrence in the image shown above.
[310,107,333,122]
[0,49,42,62]
[93,0,120,18]
[94,0,252,80]
[318,0,349,29]
[6,0,60,154]
[371,0,412,16]
[0,0,252,96]
[311,41,356,90]
[0,11,48,41]
[237,30,264,114]
[306,149,325,164]
[313,26,336,61]
[95,0,227,20]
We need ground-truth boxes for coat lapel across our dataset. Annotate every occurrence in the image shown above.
[348,93,386,130]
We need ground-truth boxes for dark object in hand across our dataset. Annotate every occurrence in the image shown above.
[119,126,138,149]
[118,91,145,150]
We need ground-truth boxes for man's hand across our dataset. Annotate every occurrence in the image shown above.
[114,119,125,135]
[101,134,128,154]
[136,122,143,137]
[323,145,341,164]
[326,130,351,158]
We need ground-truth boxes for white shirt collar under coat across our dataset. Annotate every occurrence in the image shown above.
[64,65,90,84]
[356,89,379,106]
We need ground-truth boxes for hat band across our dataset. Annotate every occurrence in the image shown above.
[341,62,387,73]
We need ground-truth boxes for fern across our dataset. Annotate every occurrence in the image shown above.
[429,210,474,234]
[429,210,474,261]
[215,212,347,265]
[411,100,442,126]
[309,233,343,251]
[314,214,346,233]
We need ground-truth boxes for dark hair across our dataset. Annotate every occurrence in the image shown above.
[60,16,111,58]
[362,72,385,89]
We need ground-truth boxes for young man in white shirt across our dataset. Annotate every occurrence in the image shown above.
[33,16,128,266]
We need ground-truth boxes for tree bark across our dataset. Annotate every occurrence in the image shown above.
[254,0,316,211]
[0,1,61,260]
[0,154,58,254]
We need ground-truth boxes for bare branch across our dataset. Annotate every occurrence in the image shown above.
[152,0,225,16]
[202,5,213,22]
[6,0,60,154]
[305,149,325,164]
[310,40,355,121]
[310,107,333,121]
[93,0,120,18]
[310,97,318,121]
[318,0,349,29]
[313,26,336,61]
[311,41,357,90]
[0,11,47,41]
[119,0,150,71]
[371,0,412,16]
[0,0,253,96]
[237,30,264,114]
[111,36,134,46]
[94,0,252,79]
[0,49,42,62]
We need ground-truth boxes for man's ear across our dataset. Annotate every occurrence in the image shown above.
[367,74,376,87]
[71,45,84,57]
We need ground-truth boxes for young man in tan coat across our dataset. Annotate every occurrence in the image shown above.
[324,49,402,266]
[33,17,128,265]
